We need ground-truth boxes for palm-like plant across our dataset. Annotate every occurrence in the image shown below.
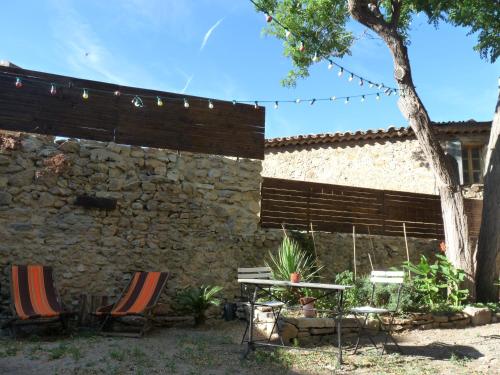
[175,285,223,325]
[266,234,322,282]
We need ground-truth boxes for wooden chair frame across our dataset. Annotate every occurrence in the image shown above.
[96,271,169,338]
[2,265,74,337]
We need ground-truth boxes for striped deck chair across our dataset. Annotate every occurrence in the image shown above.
[95,271,169,337]
[3,265,74,336]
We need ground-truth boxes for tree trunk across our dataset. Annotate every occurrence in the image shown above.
[476,92,500,302]
[348,0,475,297]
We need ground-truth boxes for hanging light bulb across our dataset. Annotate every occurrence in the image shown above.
[369,82,374,88]
[208,100,214,109]
[310,98,316,105]
[285,30,291,39]
[359,78,364,86]
[50,84,57,95]
[232,100,236,105]
[82,89,89,100]
[327,60,334,70]
[384,87,391,95]
[345,97,350,104]
[274,101,279,109]
[157,96,164,106]
[265,14,272,22]
[376,93,380,100]
[15,77,22,88]
[254,101,259,109]
[330,96,336,101]
[114,90,121,96]
[348,73,354,82]
[337,67,344,77]
[184,98,190,108]
[299,41,305,52]
[295,98,301,104]
[312,52,319,62]
[361,95,365,103]
[131,96,143,108]
[378,83,384,89]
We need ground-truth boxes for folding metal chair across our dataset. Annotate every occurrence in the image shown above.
[238,267,284,345]
[351,270,404,355]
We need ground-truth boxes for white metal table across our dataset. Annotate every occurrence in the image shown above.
[238,278,352,365]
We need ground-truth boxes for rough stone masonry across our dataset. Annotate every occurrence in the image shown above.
[0,131,436,315]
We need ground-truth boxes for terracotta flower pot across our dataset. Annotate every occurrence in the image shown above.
[290,272,301,283]
[299,297,317,318]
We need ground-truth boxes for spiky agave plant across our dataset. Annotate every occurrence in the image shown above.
[266,234,322,282]
[175,285,223,325]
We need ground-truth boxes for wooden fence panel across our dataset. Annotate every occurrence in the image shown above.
[261,177,482,239]
[0,66,265,159]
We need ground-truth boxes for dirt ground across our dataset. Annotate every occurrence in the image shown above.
[0,320,498,374]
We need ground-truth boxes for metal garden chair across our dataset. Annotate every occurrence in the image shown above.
[351,270,404,355]
[238,266,284,345]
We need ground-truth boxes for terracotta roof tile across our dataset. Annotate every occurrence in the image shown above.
[265,120,491,148]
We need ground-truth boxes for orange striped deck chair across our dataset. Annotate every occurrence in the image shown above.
[95,271,169,337]
[4,265,74,336]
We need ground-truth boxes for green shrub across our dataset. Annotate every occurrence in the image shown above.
[403,254,468,311]
[174,285,223,325]
[266,234,322,282]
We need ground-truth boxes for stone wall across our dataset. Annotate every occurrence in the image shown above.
[263,138,484,199]
[263,139,439,194]
[0,132,436,316]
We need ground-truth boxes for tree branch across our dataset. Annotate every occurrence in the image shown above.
[391,0,402,27]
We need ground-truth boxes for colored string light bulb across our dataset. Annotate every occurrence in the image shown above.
[265,14,272,22]
[299,42,305,52]
[82,89,89,100]
[50,84,57,95]
[328,60,334,70]
[15,77,22,88]
[184,98,190,108]
[337,67,344,77]
[208,100,214,109]
[157,96,163,106]
[348,73,354,82]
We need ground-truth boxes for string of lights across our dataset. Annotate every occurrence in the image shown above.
[4,72,398,111]
[249,0,398,92]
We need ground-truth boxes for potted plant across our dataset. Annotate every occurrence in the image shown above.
[290,272,301,283]
[174,285,223,326]
[299,296,317,318]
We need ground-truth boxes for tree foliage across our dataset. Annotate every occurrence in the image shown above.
[255,0,499,86]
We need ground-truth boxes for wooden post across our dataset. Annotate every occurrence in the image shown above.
[403,223,411,280]
[352,226,357,281]
[367,225,377,267]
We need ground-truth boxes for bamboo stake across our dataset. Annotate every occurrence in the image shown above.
[403,223,411,280]
[352,225,357,281]
[366,225,377,267]
[367,253,374,272]
[309,222,319,260]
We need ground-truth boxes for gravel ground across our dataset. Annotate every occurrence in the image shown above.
[0,320,498,374]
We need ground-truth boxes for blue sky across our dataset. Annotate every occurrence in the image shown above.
[1,0,498,139]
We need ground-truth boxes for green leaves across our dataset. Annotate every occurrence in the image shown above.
[266,234,323,281]
[403,254,469,311]
[175,285,223,325]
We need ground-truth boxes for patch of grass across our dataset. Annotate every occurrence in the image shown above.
[164,356,177,373]
[109,349,126,362]
[25,343,43,360]
[450,352,471,367]
[68,346,82,361]
[48,343,68,360]
[0,342,20,357]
